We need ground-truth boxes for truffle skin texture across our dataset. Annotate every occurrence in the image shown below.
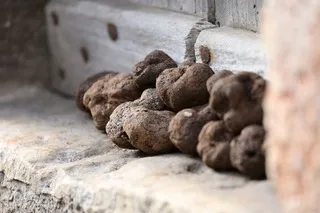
[156,63,214,112]
[209,72,266,133]
[169,105,218,155]
[76,71,117,112]
[133,50,177,88]
[106,89,167,149]
[197,121,235,171]
[206,70,233,93]
[230,125,266,180]
[83,73,143,130]
[122,107,176,155]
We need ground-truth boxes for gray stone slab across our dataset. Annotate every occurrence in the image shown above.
[195,27,266,76]
[0,84,280,212]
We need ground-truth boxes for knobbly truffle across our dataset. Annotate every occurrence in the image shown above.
[206,70,233,93]
[133,50,177,88]
[230,125,266,180]
[106,89,167,149]
[169,105,218,155]
[76,71,117,112]
[123,107,176,155]
[209,72,266,133]
[83,73,143,130]
[197,121,235,171]
[156,63,214,112]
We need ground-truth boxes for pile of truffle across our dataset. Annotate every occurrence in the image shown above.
[76,50,267,180]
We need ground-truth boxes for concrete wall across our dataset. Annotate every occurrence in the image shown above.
[0,0,49,84]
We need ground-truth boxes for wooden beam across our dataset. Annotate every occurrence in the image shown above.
[263,0,320,212]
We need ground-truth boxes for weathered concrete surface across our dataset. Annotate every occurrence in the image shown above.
[0,84,280,213]
[195,27,266,76]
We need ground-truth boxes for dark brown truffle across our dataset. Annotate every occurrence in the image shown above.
[209,72,266,133]
[83,73,143,130]
[123,107,176,155]
[197,121,235,171]
[156,63,214,112]
[106,89,167,149]
[206,70,233,93]
[169,105,218,155]
[230,125,266,180]
[76,71,116,112]
[133,50,177,88]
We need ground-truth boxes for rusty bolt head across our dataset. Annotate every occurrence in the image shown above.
[107,23,118,41]
[199,46,211,64]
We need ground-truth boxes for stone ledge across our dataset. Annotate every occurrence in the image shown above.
[0,84,279,213]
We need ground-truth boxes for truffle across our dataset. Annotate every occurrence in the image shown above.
[133,50,177,88]
[169,105,218,155]
[209,72,266,133]
[76,71,117,112]
[197,121,235,171]
[106,89,167,149]
[230,125,266,180]
[206,70,233,93]
[83,73,143,130]
[123,107,176,155]
[156,63,214,112]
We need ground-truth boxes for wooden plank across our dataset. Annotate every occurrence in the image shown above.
[214,0,263,32]
[128,0,211,18]
[46,0,202,95]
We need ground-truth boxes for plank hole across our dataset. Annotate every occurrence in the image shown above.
[107,23,118,41]
[58,68,65,80]
[80,46,90,63]
[51,11,59,26]
[253,4,257,9]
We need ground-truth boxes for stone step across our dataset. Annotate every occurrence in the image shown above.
[0,83,279,213]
